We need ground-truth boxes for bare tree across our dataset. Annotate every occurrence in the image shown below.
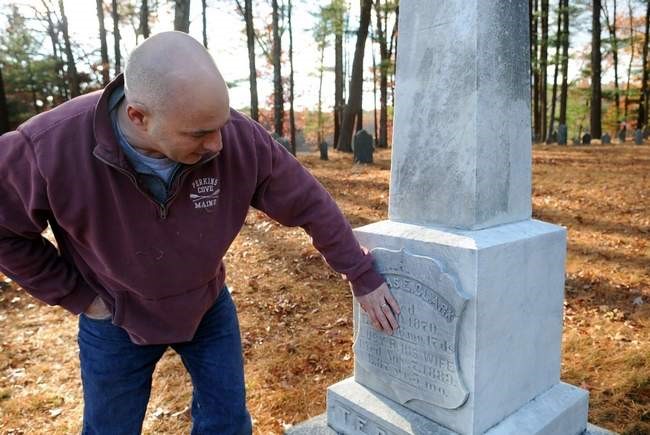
[638,0,650,128]
[140,0,150,39]
[39,0,68,100]
[547,0,562,142]
[234,0,259,121]
[541,0,549,141]
[333,0,345,148]
[202,0,208,48]
[174,0,191,33]
[288,0,296,155]
[58,0,80,97]
[624,0,635,120]
[96,0,110,85]
[559,0,569,129]
[337,0,372,152]
[272,0,283,137]
[603,0,620,122]
[591,0,602,139]
[112,0,122,75]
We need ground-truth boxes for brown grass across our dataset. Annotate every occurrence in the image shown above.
[0,145,648,434]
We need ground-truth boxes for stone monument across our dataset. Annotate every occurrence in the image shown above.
[353,129,374,164]
[287,1,611,434]
[558,124,568,145]
[601,133,611,144]
[635,129,644,145]
[582,132,591,145]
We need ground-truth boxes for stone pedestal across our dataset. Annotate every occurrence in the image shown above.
[322,220,588,435]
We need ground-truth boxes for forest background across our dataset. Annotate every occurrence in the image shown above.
[4,0,650,149]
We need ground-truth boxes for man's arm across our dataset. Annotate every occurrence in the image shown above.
[248,123,400,334]
[0,131,97,314]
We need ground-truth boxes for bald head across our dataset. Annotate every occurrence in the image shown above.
[124,31,228,114]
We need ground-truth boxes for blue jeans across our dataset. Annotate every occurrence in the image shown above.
[77,288,252,435]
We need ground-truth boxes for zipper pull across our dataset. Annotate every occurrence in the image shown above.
[160,206,167,220]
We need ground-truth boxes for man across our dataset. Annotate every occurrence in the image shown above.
[0,32,399,434]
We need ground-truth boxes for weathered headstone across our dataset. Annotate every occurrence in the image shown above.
[582,132,592,145]
[602,133,611,144]
[618,125,626,143]
[636,129,645,145]
[330,2,588,434]
[320,141,328,161]
[558,124,568,145]
[353,129,374,164]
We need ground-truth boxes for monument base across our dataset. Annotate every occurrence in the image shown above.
[285,378,614,435]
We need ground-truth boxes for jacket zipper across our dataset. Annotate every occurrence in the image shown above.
[93,150,219,220]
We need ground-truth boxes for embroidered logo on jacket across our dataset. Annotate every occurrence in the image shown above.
[190,177,220,209]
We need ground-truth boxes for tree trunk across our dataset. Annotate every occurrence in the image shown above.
[541,0,549,141]
[624,0,634,120]
[547,0,562,142]
[0,66,9,134]
[334,0,345,149]
[317,43,325,146]
[140,0,150,39]
[272,0,283,137]
[202,0,208,48]
[559,0,569,126]
[174,0,191,33]
[288,0,296,155]
[372,36,379,148]
[58,0,80,97]
[241,0,259,121]
[604,0,620,122]
[41,0,68,100]
[591,0,602,139]
[375,0,389,148]
[532,0,541,141]
[337,0,372,152]
[112,0,121,75]
[96,0,110,86]
[639,0,650,128]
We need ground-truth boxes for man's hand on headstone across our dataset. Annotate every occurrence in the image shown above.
[355,282,400,335]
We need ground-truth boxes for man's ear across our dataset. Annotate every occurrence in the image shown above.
[126,102,149,129]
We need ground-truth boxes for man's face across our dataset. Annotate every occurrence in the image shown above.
[146,101,231,165]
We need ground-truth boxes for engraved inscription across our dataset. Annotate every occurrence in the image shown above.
[330,400,398,435]
[354,249,470,409]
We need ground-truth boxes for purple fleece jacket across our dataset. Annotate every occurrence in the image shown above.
[0,75,384,345]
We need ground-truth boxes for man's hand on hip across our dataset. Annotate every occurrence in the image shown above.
[84,296,111,320]
[355,282,400,335]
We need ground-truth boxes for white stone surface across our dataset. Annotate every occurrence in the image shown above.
[328,377,458,435]
[325,378,588,435]
[389,0,531,230]
[351,219,584,435]
[485,383,588,435]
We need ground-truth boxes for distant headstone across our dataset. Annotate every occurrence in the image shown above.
[582,132,591,145]
[319,141,328,161]
[572,136,580,145]
[601,133,611,144]
[296,130,307,152]
[353,129,374,164]
[635,129,644,145]
[558,124,568,145]
[618,126,626,143]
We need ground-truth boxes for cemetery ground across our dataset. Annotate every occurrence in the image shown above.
[0,145,648,435]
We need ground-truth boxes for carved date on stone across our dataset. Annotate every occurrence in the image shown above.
[354,249,469,409]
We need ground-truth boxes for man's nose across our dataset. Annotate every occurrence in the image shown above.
[203,131,223,153]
